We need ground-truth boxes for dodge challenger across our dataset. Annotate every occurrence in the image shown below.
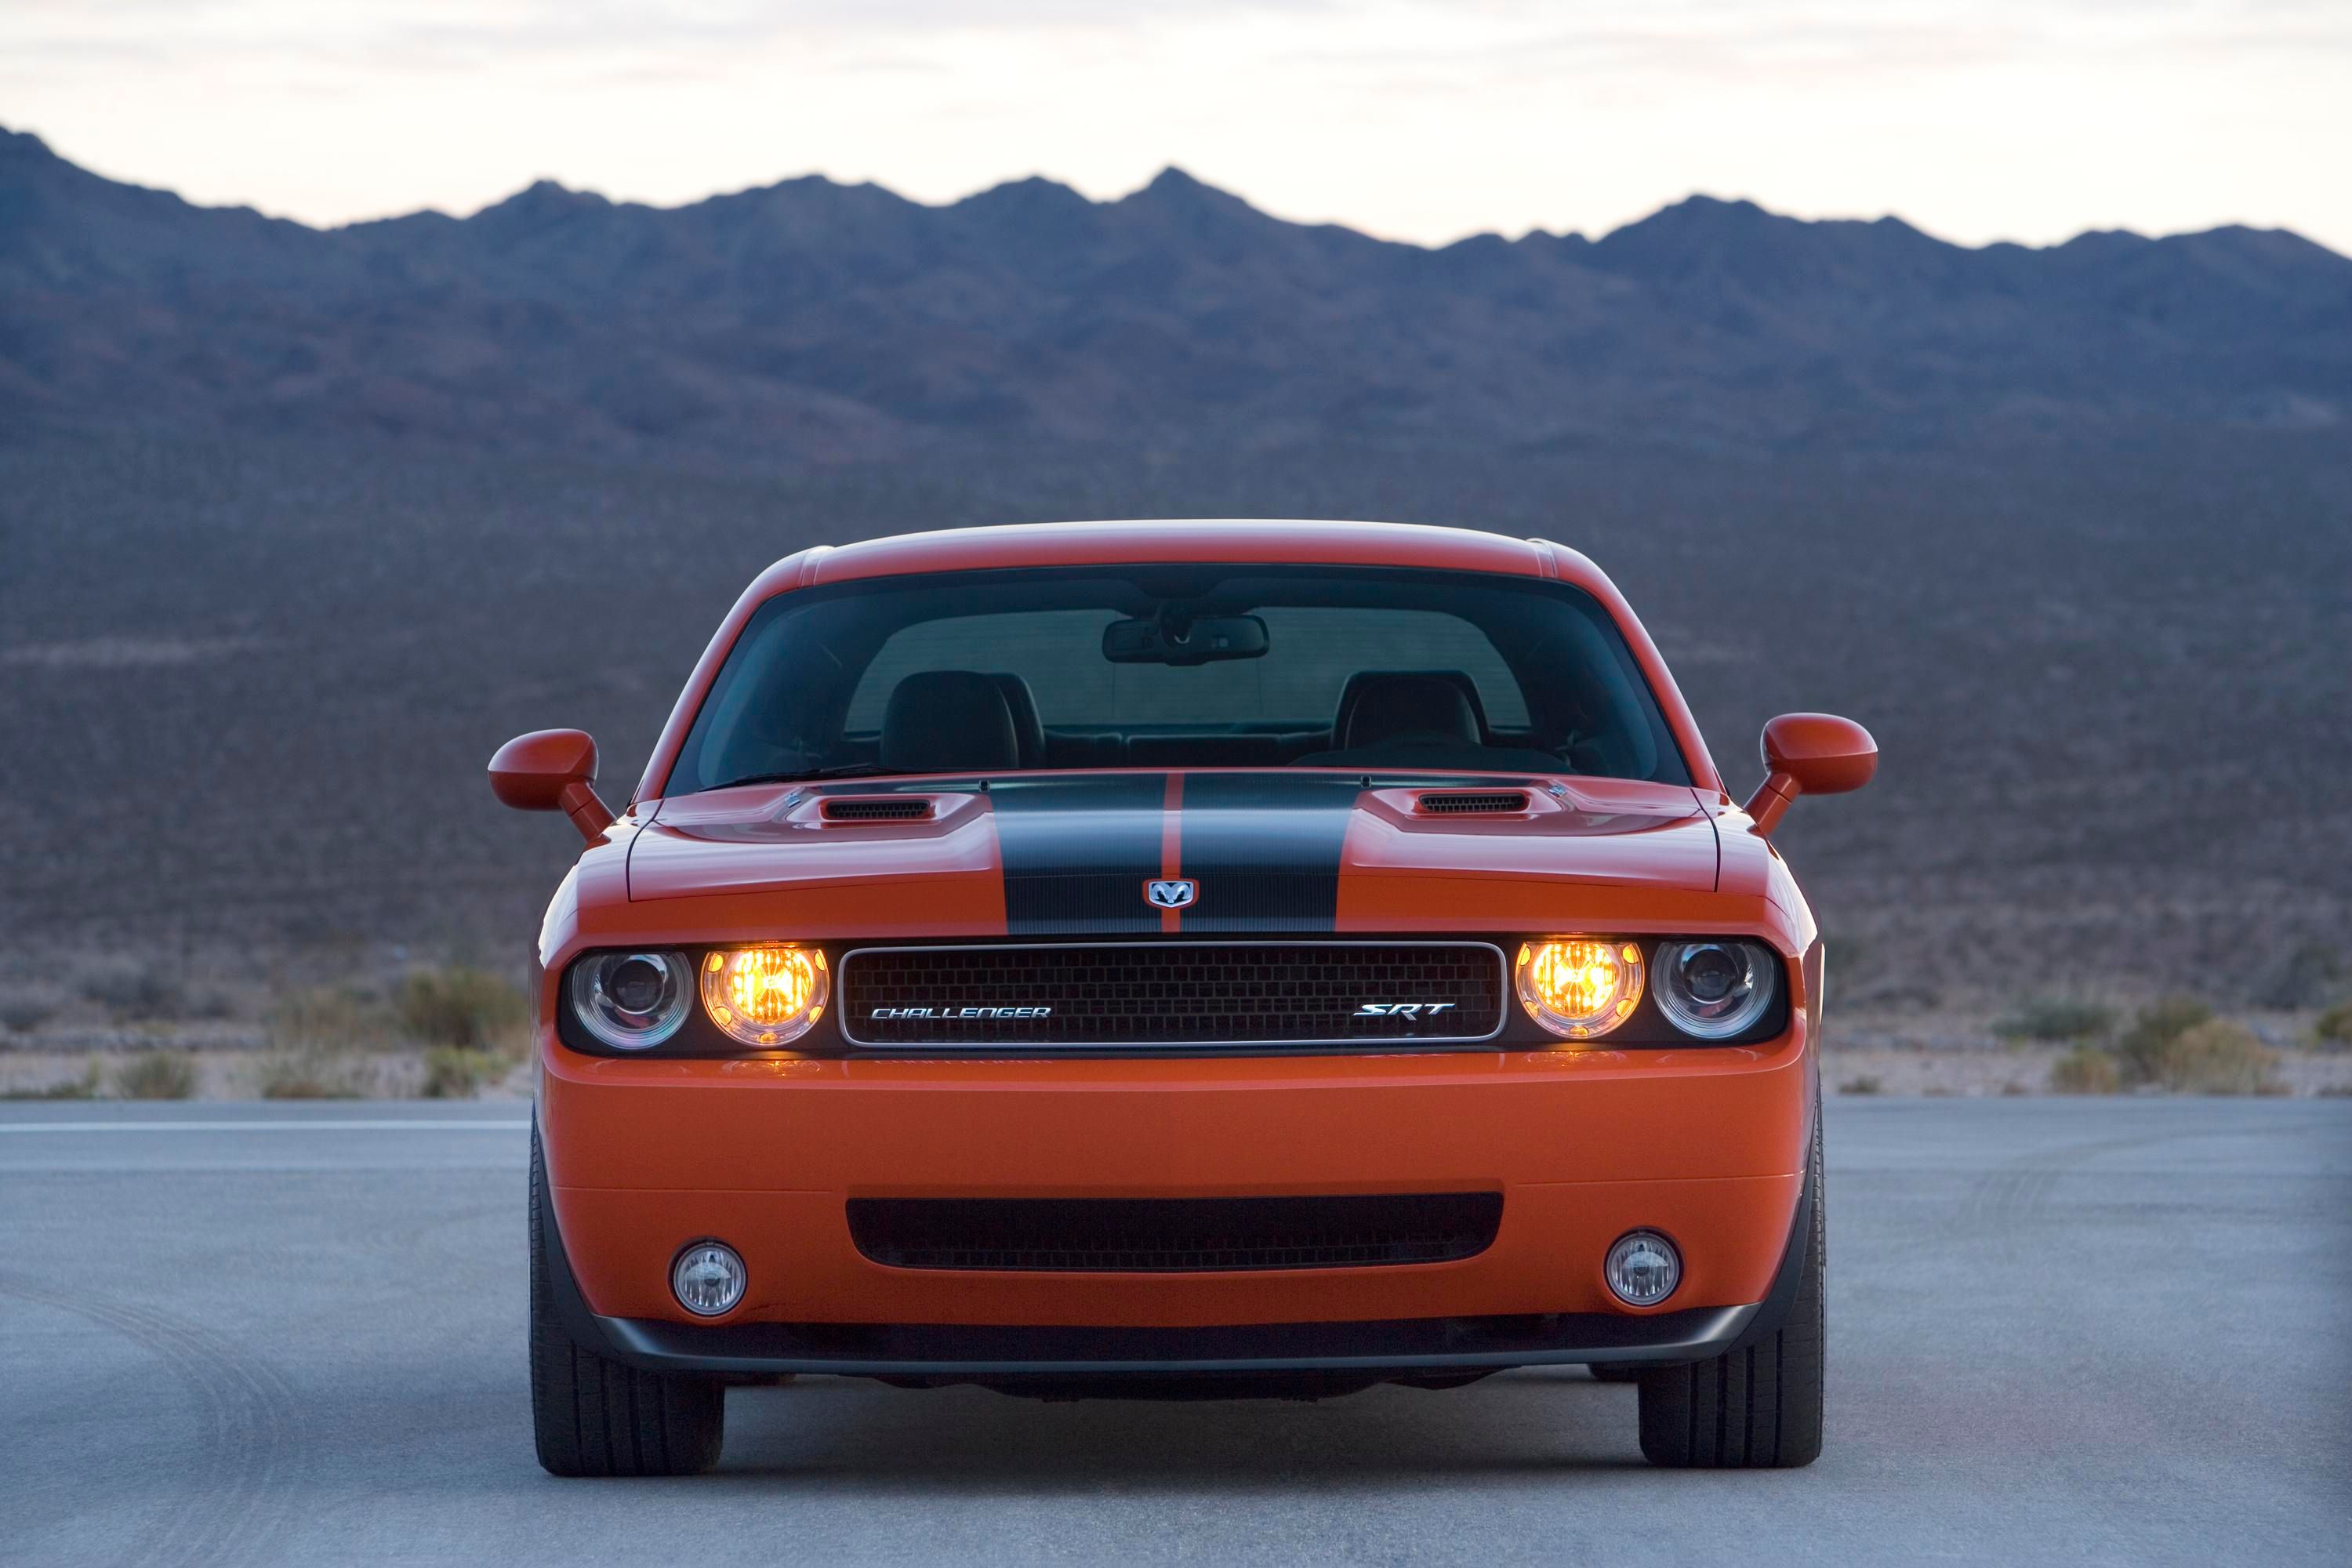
[490,519,1877,1474]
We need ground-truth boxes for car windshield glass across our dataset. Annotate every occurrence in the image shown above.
[665,564,1690,793]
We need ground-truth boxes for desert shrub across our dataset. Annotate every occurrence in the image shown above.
[1993,996,2115,1044]
[2,998,57,1033]
[256,1045,368,1099]
[1838,1074,1883,1095]
[2115,996,2214,1085]
[2255,942,2343,1010]
[2148,1019,2278,1095]
[187,991,237,1022]
[267,985,394,1051]
[2048,1046,2122,1095]
[398,967,525,1049]
[2,1061,101,1100]
[79,962,189,1022]
[421,1047,513,1099]
[112,1050,197,1100]
[2314,1001,2352,1049]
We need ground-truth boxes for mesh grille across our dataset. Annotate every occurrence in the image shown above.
[847,1192,1504,1272]
[1414,791,1530,815]
[822,797,932,821]
[840,942,1504,1047]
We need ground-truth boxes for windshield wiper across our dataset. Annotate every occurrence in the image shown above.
[706,763,898,790]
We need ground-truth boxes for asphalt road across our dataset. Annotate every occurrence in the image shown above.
[3,1098,2347,1567]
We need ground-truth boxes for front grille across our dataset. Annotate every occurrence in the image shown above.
[1414,791,1530,815]
[822,797,931,821]
[848,1193,1504,1272]
[840,941,1505,1047]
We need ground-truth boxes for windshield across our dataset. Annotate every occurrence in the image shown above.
[665,564,1690,794]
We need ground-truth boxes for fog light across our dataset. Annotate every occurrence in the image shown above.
[1605,1229,1681,1307]
[671,1241,747,1316]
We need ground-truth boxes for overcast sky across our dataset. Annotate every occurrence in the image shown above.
[3,0,2344,252]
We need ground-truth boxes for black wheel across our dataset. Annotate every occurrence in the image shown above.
[1588,1363,1642,1383]
[530,1127,726,1476]
[1636,1112,1824,1468]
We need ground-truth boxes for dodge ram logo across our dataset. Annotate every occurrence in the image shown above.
[1144,878,1198,909]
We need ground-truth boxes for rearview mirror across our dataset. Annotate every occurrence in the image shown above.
[489,728,616,844]
[1743,713,1876,837]
[1102,613,1269,666]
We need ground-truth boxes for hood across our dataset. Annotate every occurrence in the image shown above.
[626,772,1719,937]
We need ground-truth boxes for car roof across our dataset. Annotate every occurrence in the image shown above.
[743,520,1612,597]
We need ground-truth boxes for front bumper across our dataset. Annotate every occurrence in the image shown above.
[538,1020,1813,1364]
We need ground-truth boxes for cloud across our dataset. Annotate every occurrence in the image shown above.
[3,0,2346,251]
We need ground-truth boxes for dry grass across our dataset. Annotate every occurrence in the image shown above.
[2114,996,2216,1086]
[2147,1020,2281,1095]
[397,966,526,1050]
[0,1060,101,1100]
[253,1044,371,1099]
[111,1050,197,1100]
[267,985,396,1050]
[420,1046,516,1098]
[2048,1047,2122,1095]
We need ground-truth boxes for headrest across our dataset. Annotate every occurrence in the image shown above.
[1338,673,1483,750]
[987,673,1047,768]
[880,670,1019,774]
[1334,670,1490,748]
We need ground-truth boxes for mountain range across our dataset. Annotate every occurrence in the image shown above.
[3,124,2347,459]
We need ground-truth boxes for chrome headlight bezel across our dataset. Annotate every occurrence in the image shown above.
[1513,936,1648,1040]
[699,943,829,1047]
[566,949,694,1051]
[1651,938,1779,1040]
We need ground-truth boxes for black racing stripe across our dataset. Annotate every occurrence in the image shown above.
[1173,773,1361,933]
[992,775,1169,935]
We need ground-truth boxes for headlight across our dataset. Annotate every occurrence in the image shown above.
[568,950,693,1050]
[1515,938,1644,1040]
[1653,939,1777,1039]
[701,944,828,1047]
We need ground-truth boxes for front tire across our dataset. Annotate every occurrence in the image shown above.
[1635,1113,1824,1468]
[530,1127,726,1476]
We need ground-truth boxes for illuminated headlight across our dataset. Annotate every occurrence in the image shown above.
[1515,938,1644,1040]
[700,945,828,1047]
[568,950,692,1051]
[1653,939,1777,1039]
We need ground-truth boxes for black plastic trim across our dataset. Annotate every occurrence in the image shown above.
[587,1305,1759,1378]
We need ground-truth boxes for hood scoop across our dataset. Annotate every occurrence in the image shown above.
[820,797,935,823]
[1413,789,1531,815]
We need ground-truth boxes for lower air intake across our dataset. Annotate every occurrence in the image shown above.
[847,1192,1504,1272]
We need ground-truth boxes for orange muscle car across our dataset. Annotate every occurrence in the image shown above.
[492,520,1876,1475]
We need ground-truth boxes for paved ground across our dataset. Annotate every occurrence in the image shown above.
[2,1098,2346,1567]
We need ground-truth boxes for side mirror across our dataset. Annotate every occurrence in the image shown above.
[1743,713,1876,837]
[489,728,616,844]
